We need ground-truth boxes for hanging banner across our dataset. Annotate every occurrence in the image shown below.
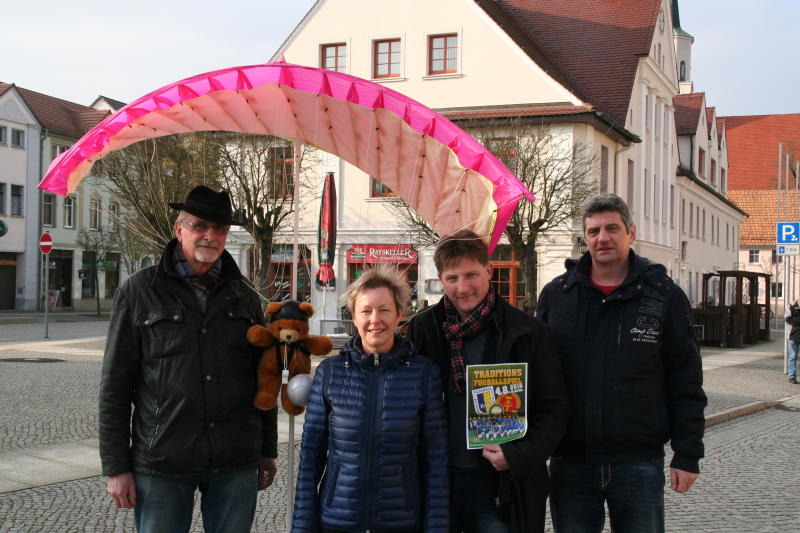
[346,244,418,264]
[465,362,528,449]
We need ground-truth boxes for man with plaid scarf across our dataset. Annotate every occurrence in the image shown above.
[406,229,569,533]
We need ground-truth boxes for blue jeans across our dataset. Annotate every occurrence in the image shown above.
[549,459,665,533]
[133,469,258,533]
[788,340,799,379]
[450,469,510,533]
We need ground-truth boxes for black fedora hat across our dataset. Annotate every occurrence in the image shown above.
[169,186,243,225]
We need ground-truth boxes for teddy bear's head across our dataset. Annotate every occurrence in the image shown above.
[266,300,314,344]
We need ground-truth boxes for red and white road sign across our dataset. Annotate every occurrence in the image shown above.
[39,233,53,254]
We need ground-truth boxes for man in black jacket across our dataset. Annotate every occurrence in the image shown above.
[785,301,800,384]
[536,194,706,533]
[406,229,569,533]
[99,186,278,533]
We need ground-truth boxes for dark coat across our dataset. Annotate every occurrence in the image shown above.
[405,296,569,533]
[98,239,276,477]
[292,336,448,532]
[785,304,800,342]
[536,251,707,473]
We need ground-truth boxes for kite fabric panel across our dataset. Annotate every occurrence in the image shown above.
[38,62,534,250]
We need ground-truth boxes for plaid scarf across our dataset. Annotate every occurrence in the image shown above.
[442,287,496,394]
[172,245,222,313]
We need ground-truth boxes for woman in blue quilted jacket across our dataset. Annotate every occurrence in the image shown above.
[292,265,448,532]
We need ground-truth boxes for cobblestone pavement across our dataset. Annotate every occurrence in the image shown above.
[1,316,799,531]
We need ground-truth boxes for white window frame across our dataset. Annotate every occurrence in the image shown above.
[42,193,56,227]
[64,196,76,229]
[748,249,759,264]
[10,185,23,216]
[0,125,6,145]
[11,129,25,149]
[90,198,101,230]
[108,202,119,232]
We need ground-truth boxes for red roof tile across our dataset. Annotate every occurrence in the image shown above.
[0,82,108,138]
[721,113,800,190]
[673,92,704,136]
[441,104,594,120]
[475,0,660,128]
[728,189,800,246]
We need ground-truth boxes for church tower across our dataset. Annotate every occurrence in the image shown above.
[672,0,694,94]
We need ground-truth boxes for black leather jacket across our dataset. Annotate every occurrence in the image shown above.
[98,239,276,477]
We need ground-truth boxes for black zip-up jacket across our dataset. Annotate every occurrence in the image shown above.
[536,250,706,473]
[98,239,277,477]
[405,296,568,533]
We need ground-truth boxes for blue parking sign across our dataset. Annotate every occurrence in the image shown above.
[777,222,800,244]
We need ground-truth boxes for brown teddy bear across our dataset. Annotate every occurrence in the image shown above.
[246,300,333,415]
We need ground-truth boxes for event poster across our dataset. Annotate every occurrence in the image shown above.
[465,363,528,449]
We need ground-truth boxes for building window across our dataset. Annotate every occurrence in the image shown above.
[626,159,634,210]
[772,249,784,264]
[428,33,458,75]
[679,61,686,81]
[11,185,23,216]
[711,216,715,245]
[726,222,730,249]
[645,94,652,130]
[320,43,347,72]
[721,168,727,192]
[64,196,75,228]
[681,198,686,234]
[370,177,396,197]
[490,246,524,310]
[108,202,119,232]
[644,169,650,216]
[267,244,312,303]
[51,144,69,161]
[689,201,694,236]
[702,209,706,240]
[42,193,56,227]
[268,146,294,198]
[748,250,759,264]
[90,198,101,230]
[670,185,675,226]
[653,174,659,221]
[373,39,401,79]
[710,159,716,186]
[11,129,25,149]
[698,148,706,176]
[0,125,6,145]
[600,146,609,192]
[772,282,783,298]
[0,183,5,215]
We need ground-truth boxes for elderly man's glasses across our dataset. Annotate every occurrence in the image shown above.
[181,220,230,235]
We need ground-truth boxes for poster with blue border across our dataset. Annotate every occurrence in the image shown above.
[465,362,528,449]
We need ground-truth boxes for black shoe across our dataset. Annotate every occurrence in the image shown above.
[790,378,798,384]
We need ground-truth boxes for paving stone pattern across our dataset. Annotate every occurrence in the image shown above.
[0,361,100,453]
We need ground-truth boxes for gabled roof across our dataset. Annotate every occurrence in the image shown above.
[728,189,799,246]
[0,82,109,138]
[673,92,704,136]
[91,95,127,111]
[705,107,715,139]
[721,113,800,190]
[475,0,661,129]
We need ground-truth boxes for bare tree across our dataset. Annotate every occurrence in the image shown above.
[209,133,319,300]
[390,118,597,312]
[77,227,119,317]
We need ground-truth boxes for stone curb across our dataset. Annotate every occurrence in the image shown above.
[705,392,800,428]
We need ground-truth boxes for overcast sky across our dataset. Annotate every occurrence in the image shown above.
[2,0,796,118]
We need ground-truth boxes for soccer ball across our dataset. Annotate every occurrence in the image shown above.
[287,374,313,406]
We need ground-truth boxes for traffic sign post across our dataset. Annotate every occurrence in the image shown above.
[40,233,53,338]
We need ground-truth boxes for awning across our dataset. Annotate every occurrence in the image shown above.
[346,244,418,264]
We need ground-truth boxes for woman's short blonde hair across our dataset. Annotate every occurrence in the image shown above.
[343,264,411,316]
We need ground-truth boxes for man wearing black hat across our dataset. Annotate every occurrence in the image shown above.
[99,186,277,533]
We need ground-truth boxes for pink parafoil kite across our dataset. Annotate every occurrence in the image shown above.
[38,62,533,250]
